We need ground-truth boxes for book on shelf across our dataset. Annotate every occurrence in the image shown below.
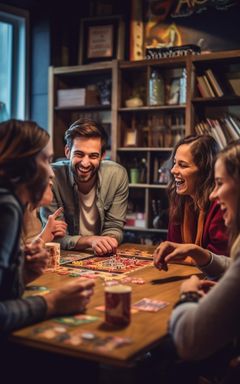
[203,75,216,97]
[205,69,224,97]
[228,115,240,136]
[195,114,240,149]
[227,73,240,96]
[205,119,225,149]
[195,123,203,135]
[212,119,228,147]
[222,116,240,141]
[220,119,234,143]
[197,76,211,98]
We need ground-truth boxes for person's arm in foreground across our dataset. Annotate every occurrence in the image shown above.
[0,203,95,332]
[169,255,240,360]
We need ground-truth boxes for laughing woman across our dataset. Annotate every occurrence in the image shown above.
[153,135,229,272]
[168,140,240,383]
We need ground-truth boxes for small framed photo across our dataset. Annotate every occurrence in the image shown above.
[124,127,138,147]
[79,16,125,65]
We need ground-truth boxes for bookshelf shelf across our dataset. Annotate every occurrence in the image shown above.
[192,95,240,106]
[118,105,186,112]
[54,105,111,112]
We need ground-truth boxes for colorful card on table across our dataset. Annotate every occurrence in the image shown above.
[54,315,99,326]
[60,254,91,265]
[32,325,68,340]
[132,298,169,312]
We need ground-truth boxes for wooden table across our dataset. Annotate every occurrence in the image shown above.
[9,245,200,369]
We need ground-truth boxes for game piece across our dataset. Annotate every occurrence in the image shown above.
[156,262,168,272]
[45,242,60,269]
[130,277,145,285]
[81,332,96,340]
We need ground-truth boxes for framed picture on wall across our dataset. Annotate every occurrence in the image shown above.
[79,16,125,65]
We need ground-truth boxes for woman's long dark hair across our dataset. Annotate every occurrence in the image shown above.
[216,140,240,246]
[168,135,220,224]
[0,119,50,206]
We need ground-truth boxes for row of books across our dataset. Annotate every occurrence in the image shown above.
[197,69,224,98]
[195,115,240,149]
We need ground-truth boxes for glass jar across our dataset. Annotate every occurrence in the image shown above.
[149,70,164,106]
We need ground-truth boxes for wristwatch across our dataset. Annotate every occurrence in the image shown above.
[173,291,201,309]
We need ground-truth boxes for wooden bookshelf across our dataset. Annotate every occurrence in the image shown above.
[49,50,240,244]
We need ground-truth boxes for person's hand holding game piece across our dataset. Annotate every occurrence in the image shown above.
[153,241,212,271]
[90,236,118,256]
[45,278,95,317]
[23,238,50,284]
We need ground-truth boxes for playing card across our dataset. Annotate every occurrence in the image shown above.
[132,298,169,312]
[54,315,99,326]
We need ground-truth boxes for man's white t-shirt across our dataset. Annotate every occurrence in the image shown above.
[78,185,100,236]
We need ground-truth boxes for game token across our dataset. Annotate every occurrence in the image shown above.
[131,278,145,285]
[81,332,96,341]
[157,262,168,272]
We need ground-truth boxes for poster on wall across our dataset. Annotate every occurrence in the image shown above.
[130,0,240,60]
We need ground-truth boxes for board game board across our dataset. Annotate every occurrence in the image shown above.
[60,253,91,265]
[116,247,153,259]
[68,255,152,274]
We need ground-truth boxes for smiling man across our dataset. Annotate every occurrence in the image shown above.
[40,118,129,255]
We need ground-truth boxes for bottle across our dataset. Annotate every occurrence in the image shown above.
[139,158,147,183]
[179,69,187,104]
[149,70,164,106]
